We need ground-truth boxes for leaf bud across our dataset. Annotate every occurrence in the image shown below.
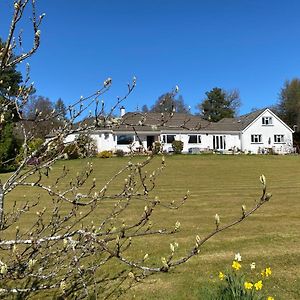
[260,174,266,186]
[215,214,220,227]
[174,221,181,231]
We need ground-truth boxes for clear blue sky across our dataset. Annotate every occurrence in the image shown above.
[1,0,300,115]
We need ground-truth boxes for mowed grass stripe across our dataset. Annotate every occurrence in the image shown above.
[1,154,299,299]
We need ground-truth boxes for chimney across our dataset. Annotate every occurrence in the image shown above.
[120,106,125,117]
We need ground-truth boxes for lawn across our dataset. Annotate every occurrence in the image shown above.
[1,154,300,299]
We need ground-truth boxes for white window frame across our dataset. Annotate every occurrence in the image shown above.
[274,134,284,143]
[251,134,262,143]
[262,116,273,125]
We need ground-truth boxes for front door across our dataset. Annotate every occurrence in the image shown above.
[147,136,155,150]
[213,135,226,150]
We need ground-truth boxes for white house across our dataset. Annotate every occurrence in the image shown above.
[65,108,294,155]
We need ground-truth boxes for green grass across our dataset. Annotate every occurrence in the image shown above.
[1,155,300,299]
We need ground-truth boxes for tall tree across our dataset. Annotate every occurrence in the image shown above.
[151,93,189,113]
[23,95,58,138]
[55,98,67,120]
[0,38,23,121]
[197,87,241,122]
[278,78,300,130]
[141,104,149,113]
[0,39,23,171]
[24,95,53,119]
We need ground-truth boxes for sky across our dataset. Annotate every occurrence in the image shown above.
[1,0,300,116]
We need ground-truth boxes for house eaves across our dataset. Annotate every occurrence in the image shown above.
[241,108,294,133]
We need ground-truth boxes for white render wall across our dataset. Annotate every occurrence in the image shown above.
[241,110,293,154]
[160,132,240,152]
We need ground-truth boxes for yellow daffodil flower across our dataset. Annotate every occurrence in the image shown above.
[218,271,224,280]
[232,260,241,271]
[265,267,272,277]
[244,281,253,290]
[267,297,274,300]
[254,280,263,290]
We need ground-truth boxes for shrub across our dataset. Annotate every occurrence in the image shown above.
[75,133,97,157]
[172,140,184,154]
[63,143,80,159]
[152,141,162,154]
[115,149,125,157]
[98,150,113,158]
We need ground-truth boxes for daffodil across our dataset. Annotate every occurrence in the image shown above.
[267,297,274,300]
[261,267,272,277]
[232,260,241,271]
[254,280,263,290]
[244,281,253,290]
[265,267,272,277]
[234,253,242,262]
[218,271,224,280]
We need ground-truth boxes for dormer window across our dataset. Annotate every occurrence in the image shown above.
[262,116,272,125]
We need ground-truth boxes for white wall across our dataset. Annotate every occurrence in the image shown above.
[160,133,240,152]
[241,110,293,154]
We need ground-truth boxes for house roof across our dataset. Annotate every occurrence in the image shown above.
[204,109,266,132]
[47,108,293,137]
[115,112,210,132]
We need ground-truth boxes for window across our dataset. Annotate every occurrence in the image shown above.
[251,134,262,143]
[162,135,175,143]
[274,134,284,143]
[117,134,134,145]
[262,116,273,125]
[188,135,201,144]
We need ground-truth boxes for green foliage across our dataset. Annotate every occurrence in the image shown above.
[0,38,23,98]
[198,88,240,122]
[114,149,125,157]
[75,133,97,158]
[0,38,23,122]
[55,98,67,120]
[63,144,80,160]
[171,140,183,154]
[0,122,21,172]
[16,138,44,164]
[152,141,162,154]
[98,150,113,158]
[278,78,300,129]
[211,255,274,300]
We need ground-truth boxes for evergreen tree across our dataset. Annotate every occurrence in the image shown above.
[278,78,300,130]
[55,98,67,120]
[197,87,240,122]
[0,39,23,171]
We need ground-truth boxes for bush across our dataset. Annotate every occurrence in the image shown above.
[75,133,97,157]
[16,137,44,165]
[63,143,80,159]
[98,150,113,158]
[152,141,162,154]
[172,140,184,154]
[115,149,125,157]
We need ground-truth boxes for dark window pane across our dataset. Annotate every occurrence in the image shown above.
[167,135,175,143]
[188,135,197,143]
[117,135,134,145]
